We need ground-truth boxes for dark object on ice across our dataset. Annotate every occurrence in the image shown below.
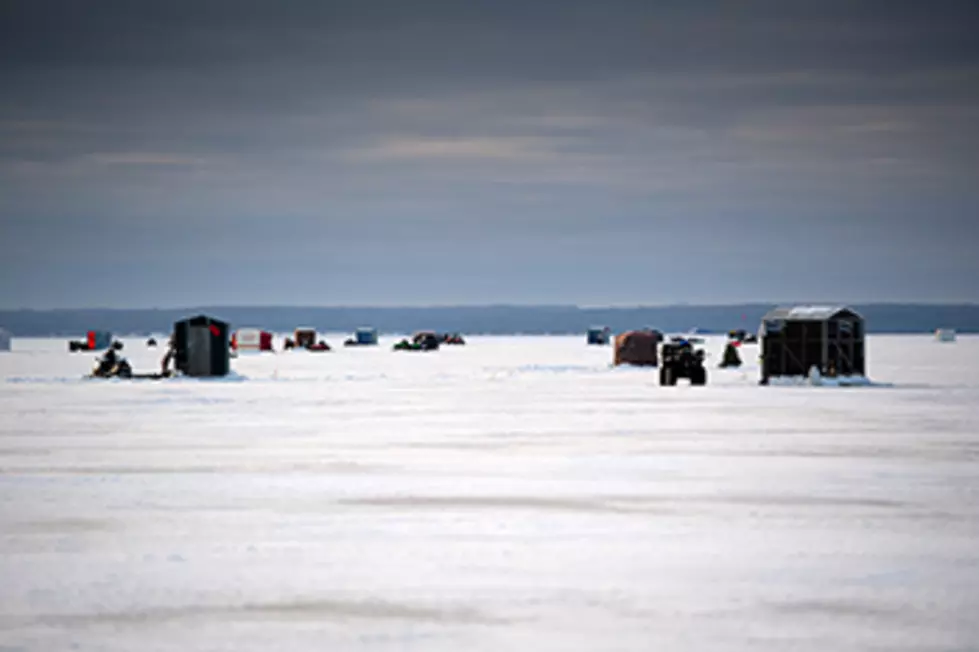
[90,363,172,381]
[413,332,440,350]
[146,337,158,347]
[719,342,743,368]
[759,305,865,385]
[587,327,611,345]
[172,315,230,377]
[613,330,662,367]
[294,328,317,349]
[394,332,440,351]
[284,329,329,351]
[91,341,132,378]
[659,341,707,386]
[91,357,133,378]
[441,332,465,345]
[161,333,176,374]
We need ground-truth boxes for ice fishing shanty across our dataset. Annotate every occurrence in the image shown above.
[0,327,10,352]
[613,330,663,367]
[759,305,865,385]
[935,329,957,343]
[232,328,274,352]
[355,327,378,345]
[69,330,113,352]
[173,315,231,377]
[587,326,611,345]
[293,328,317,349]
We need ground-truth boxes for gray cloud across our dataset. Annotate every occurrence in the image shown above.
[1,0,978,307]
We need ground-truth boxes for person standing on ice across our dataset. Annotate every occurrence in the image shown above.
[161,333,176,374]
[719,341,742,368]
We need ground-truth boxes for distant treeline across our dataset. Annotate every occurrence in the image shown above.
[1,304,978,336]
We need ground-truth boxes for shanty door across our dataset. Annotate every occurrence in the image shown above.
[186,325,212,377]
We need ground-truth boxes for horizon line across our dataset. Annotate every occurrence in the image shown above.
[4,301,979,312]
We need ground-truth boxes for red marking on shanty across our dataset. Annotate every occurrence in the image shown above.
[209,324,221,337]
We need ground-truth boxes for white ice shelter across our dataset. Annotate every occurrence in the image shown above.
[935,329,957,343]
[234,327,273,352]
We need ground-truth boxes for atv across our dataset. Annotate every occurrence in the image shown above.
[659,341,707,386]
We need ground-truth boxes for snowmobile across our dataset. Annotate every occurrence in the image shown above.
[393,332,440,351]
[88,357,174,380]
[90,356,133,379]
[87,341,171,380]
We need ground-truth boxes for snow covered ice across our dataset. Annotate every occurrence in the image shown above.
[2,335,979,651]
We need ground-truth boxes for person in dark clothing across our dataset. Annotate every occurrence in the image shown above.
[161,333,176,374]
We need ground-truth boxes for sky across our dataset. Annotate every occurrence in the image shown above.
[1,0,978,309]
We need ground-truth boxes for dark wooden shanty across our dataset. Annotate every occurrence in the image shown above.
[173,315,231,377]
[759,305,865,384]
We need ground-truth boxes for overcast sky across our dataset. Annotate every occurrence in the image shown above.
[1,0,977,308]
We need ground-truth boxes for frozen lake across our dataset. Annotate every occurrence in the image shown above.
[2,335,978,651]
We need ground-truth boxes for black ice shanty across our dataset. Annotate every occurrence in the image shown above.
[173,314,230,377]
[759,306,865,384]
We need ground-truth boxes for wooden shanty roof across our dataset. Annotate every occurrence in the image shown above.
[762,305,861,322]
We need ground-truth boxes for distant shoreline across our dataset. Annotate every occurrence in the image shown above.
[2,304,976,336]
[8,332,970,340]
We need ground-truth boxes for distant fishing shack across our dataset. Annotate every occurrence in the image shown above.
[587,326,611,346]
[759,305,866,385]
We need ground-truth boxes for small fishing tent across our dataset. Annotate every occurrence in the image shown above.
[0,328,10,352]
[355,327,379,345]
[935,329,957,343]
[613,330,662,367]
[587,326,611,345]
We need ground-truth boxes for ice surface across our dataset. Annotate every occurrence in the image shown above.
[2,335,979,652]
[769,375,876,387]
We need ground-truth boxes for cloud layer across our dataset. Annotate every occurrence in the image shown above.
[2,0,978,307]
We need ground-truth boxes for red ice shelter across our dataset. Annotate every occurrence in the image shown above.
[232,328,274,352]
[86,330,112,351]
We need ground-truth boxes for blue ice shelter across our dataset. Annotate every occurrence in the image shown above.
[587,326,611,345]
[355,327,379,346]
[86,330,113,351]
